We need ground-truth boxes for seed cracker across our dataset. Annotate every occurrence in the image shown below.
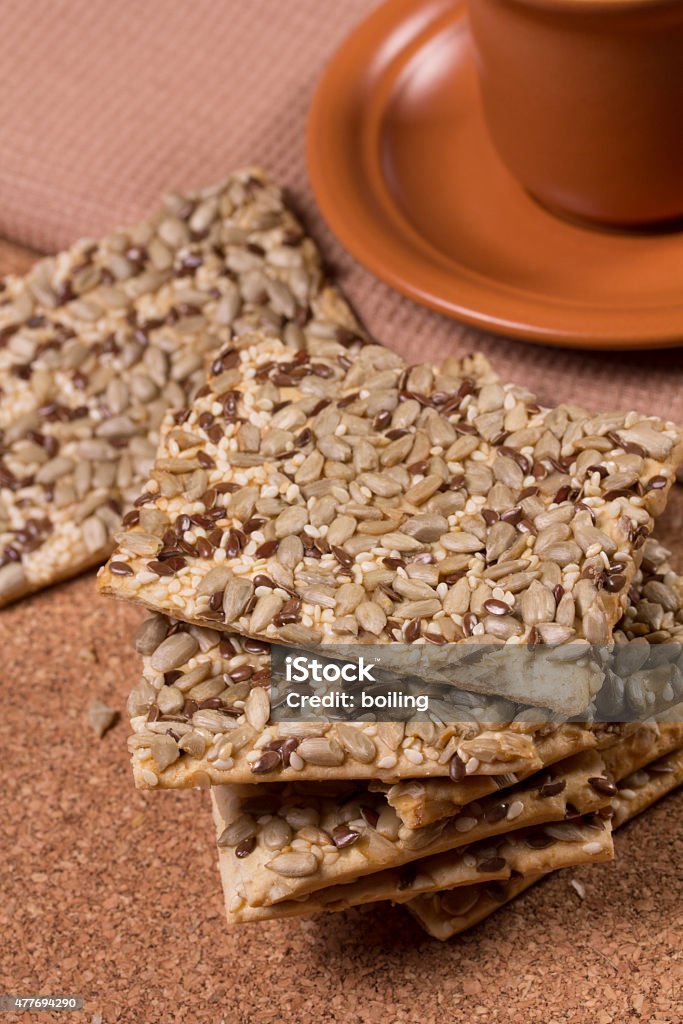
[99,331,683,713]
[128,613,566,788]
[378,536,683,825]
[210,750,610,909]
[0,168,364,605]
[379,723,606,828]
[126,537,683,790]
[611,743,683,827]
[382,720,679,829]
[408,739,683,939]
[215,812,613,923]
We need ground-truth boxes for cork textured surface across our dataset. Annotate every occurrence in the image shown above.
[1,230,681,1021]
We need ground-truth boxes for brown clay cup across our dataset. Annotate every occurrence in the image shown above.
[466,0,683,227]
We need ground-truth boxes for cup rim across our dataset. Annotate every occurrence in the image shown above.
[501,0,682,13]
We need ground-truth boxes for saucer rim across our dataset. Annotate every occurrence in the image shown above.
[306,0,683,350]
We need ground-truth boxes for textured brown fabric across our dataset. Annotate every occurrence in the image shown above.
[0,0,681,424]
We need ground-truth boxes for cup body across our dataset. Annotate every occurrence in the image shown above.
[467,0,683,226]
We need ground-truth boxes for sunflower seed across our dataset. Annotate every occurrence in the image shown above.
[149,734,180,771]
[297,737,345,766]
[520,580,556,625]
[244,686,271,731]
[218,815,257,848]
[355,600,387,635]
[223,578,255,623]
[149,632,199,672]
[249,592,284,633]
[334,724,377,763]
[266,851,319,877]
[262,817,293,850]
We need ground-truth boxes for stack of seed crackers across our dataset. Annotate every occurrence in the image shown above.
[2,169,683,938]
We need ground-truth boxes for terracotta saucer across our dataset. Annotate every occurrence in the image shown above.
[307,0,683,349]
